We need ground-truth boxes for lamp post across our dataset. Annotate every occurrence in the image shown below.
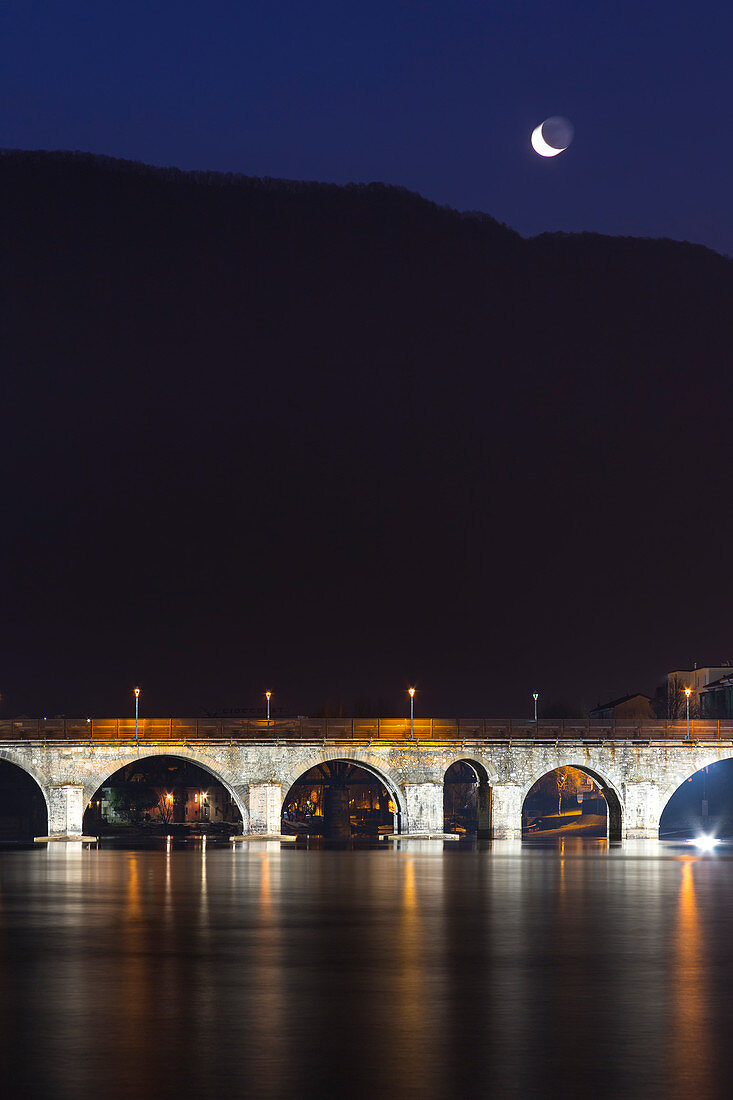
[134,686,140,742]
[265,691,271,722]
[685,687,691,741]
[408,687,415,740]
[533,692,539,722]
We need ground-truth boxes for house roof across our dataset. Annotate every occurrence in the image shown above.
[701,674,733,692]
[591,693,651,711]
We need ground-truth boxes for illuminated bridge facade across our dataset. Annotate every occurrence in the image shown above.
[2,717,733,841]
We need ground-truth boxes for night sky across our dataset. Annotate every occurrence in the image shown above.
[2,3,732,720]
[3,0,732,256]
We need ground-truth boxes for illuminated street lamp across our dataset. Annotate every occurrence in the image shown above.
[265,691,271,722]
[408,687,415,740]
[533,692,539,723]
[134,686,140,742]
[685,687,692,741]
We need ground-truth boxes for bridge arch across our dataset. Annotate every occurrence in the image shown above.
[443,758,491,837]
[82,750,248,833]
[0,747,51,805]
[659,756,733,840]
[280,754,405,837]
[521,764,623,841]
[0,752,49,839]
[658,753,733,819]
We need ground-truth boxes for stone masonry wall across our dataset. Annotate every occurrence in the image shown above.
[2,739,732,839]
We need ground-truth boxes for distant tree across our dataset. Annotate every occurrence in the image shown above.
[556,770,568,814]
[528,766,589,814]
[352,698,390,718]
[104,783,157,824]
[313,698,346,718]
[156,792,175,824]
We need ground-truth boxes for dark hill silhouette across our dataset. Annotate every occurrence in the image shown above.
[2,150,732,716]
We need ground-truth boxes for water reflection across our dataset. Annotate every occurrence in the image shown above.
[249,852,287,1094]
[0,839,731,1098]
[392,858,433,1093]
[670,857,713,1097]
[121,853,148,1089]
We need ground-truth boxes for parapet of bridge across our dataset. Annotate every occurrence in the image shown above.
[4,716,732,741]
[1,717,732,842]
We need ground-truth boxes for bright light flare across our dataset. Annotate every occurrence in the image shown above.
[694,835,719,851]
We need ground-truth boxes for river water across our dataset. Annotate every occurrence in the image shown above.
[0,838,731,1099]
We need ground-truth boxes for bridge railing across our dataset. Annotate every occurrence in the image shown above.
[0,718,732,741]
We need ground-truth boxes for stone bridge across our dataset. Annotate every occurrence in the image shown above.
[1,732,730,841]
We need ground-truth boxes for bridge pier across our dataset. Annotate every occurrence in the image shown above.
[248,783,282,836]
[323,782,351,838]
[490,784,523,839]
[403,782,443,835]
[477,780,491,839]
[623,782,664,839]
[36,785,94,841]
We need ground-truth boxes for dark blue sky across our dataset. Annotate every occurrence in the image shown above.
[3,0,732,254]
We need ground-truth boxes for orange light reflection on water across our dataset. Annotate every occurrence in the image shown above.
[392,856,434,1093]
[397,858,423,1018]
[671,857,713,1097]
[121,853,147,1078]
[249,851,285,1091]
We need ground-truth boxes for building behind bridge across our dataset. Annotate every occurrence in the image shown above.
[700,673,733,719]
[589,694,655,720]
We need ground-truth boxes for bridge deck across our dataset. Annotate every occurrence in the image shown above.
[1,717,731,742]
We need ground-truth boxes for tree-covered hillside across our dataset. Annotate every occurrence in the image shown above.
[2,151,732,715]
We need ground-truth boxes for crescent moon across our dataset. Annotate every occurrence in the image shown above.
[531,123,567,157]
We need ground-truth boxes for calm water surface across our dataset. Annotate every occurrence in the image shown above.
[0,838,731,1099]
